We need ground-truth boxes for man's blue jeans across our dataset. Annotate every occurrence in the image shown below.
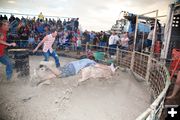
[109,44,117,55]
[99,42,106,47]
[0,55,13,80]
[43,50,60,67]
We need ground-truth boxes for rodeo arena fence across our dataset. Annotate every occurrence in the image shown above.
[1,10,172,120]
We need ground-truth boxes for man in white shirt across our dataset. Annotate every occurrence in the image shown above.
[108,31,119,55]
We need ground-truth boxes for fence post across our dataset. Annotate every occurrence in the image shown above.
[150,10,158,57]
[130,15,139,71]
[145,10,158,81]
[116,46,119,65]
[145,55,151,81]
[108,46,110,58]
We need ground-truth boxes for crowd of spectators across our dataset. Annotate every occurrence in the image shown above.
[0,13,134,55]
[0,13,80,49]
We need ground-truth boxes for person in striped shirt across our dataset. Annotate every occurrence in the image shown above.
[33,28,60,68]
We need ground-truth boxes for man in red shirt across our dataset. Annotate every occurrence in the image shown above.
[0,20,16,80]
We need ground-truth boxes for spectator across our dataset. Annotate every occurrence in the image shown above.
[21,16,26,25]
[9,17,19,34]
[0,20,16,80]
[99,32,108,47]
[66,18,71,31]
[89,31,95,45]
[108,31,120,56]
[74,18,79,31]
[38,12,44,22]
[37,23,44,33]
[9,14,15,23]
[144,26,156,52]
[28,34,35,48]
[93,36,99,50]
[63,19,66,28]
[120,32,129,50]
[76,29,81,36]
[44,24,50,35]
[0,15,3,21]
[76,36,82,55]
[17,23,29,40]
[34,35,40,47]
[71,18,75,31]
[71,35,77,51]
[58,35,64,50]
[83,30,90,43]
[32,17,36,23]
[3,15,8,20]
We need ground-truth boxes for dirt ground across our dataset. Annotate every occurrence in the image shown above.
[0,56,150,120]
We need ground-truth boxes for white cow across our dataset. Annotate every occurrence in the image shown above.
[35,61,119,84]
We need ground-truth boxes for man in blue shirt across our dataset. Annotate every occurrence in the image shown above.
[42,58,96,78]
[39,59,117,79]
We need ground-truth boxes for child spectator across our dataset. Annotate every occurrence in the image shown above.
[71,36,77,51]
[76,36,82,55]
[58,36,64,50]
[34,35,40,48]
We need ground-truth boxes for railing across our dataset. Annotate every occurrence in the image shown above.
[136,59,170,120]
[133,52,149,79]
[117,49,132,68]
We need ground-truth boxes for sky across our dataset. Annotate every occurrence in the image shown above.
[0,0,176,31]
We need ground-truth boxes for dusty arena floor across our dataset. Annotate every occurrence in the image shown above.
[0,56,150,120]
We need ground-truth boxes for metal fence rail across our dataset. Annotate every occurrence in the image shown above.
[133,52,149,79]
[148,59,167,99]
[136,64,170,120]
[117,49,132,68]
